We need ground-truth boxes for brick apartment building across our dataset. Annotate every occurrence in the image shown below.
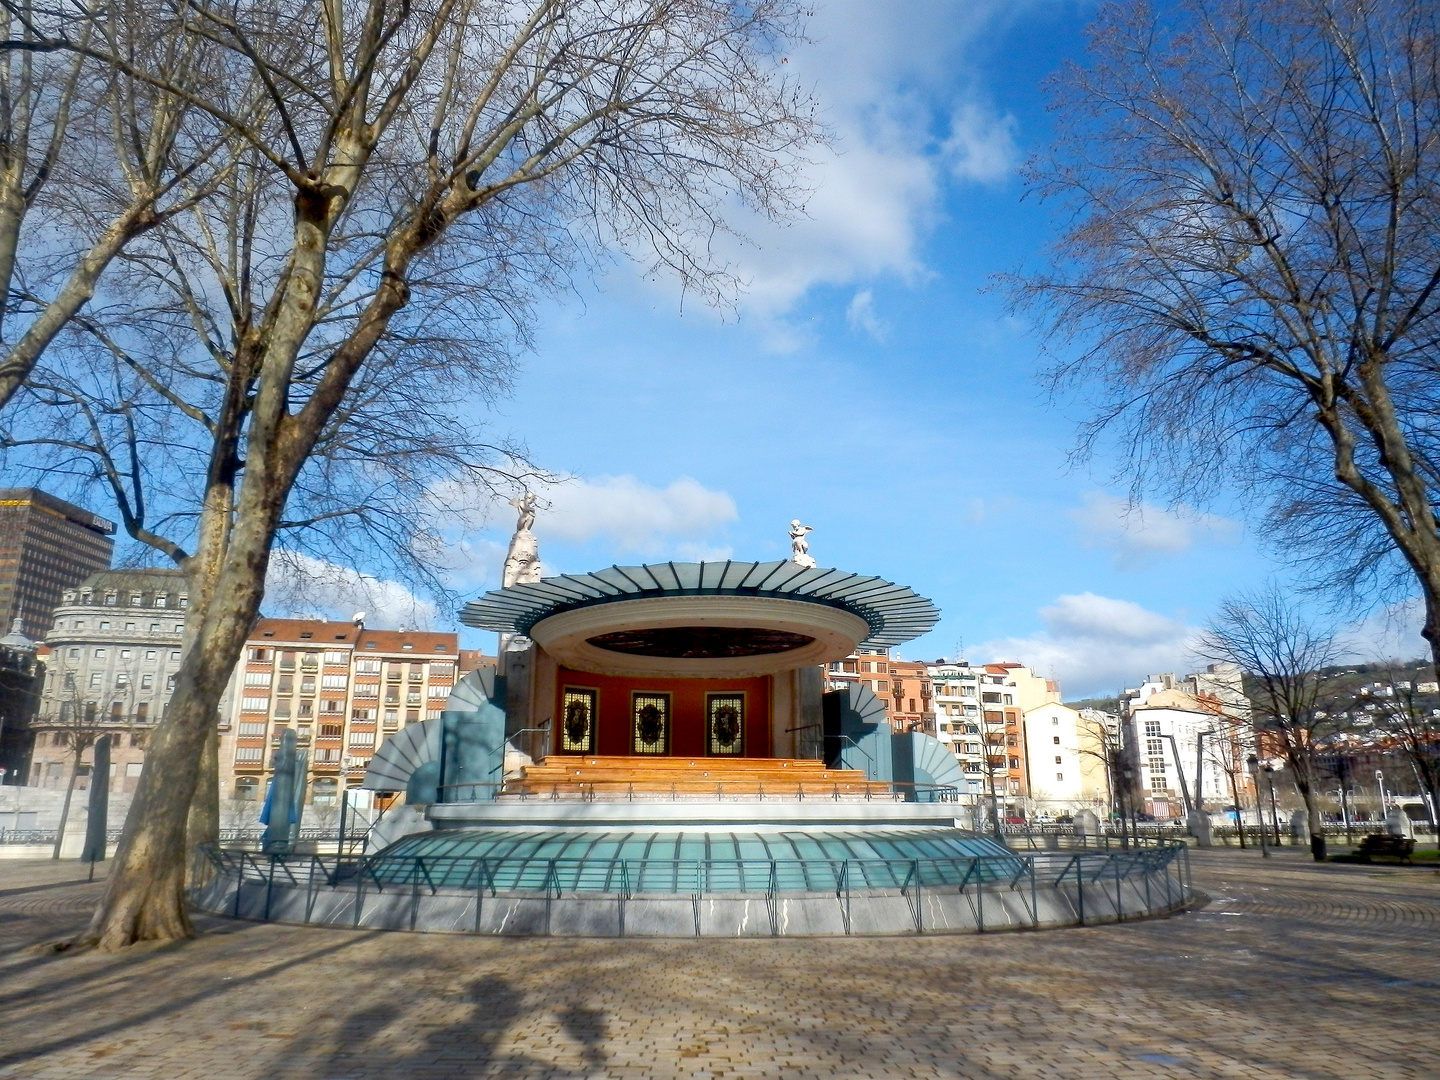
[220,618,491,809]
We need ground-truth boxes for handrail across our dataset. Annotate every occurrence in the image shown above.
[197,840,1188,899]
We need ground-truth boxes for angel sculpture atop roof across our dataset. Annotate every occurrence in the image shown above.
[788,519,815,568]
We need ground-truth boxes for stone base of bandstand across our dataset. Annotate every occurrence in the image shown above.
[192,865,1193,938]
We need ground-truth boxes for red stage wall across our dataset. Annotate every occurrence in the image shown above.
[554,667,772,758]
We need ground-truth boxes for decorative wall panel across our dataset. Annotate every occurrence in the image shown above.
[560,687,597,753]
[706,693,745,756]
[632,692,670,755]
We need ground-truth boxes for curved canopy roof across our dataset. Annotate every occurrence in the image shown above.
[459,561,940,648]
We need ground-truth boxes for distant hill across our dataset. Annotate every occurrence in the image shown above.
[1066,695,1121,714]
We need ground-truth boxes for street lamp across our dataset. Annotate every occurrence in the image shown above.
[1376,769,1388,817]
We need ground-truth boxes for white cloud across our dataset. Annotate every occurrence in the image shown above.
[265,551,437,630]
[433,474,738,562]
[845,289,888,342]
[943,102,1019,183]
[976,593,1202,698]
[537,475,737,552]
[618,1,1024,331]
[1069,492,1240,570]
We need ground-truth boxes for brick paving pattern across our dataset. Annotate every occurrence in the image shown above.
[0,848,1435,1079]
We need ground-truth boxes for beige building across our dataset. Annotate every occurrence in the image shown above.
[219,617,490,811]
[28,569,196,793]
[1022,702,1112,816]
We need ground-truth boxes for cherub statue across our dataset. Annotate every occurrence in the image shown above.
[788,519,815,568]
[509,491,538,533]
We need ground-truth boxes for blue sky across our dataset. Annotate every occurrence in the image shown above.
[276,0,1421,696]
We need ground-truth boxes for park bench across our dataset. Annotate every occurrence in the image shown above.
[1357,834,1415,864]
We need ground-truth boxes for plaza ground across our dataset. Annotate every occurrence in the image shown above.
[0,848,1435,1079]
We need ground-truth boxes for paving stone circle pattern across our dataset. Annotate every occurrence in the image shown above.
[1,848,1436,1079]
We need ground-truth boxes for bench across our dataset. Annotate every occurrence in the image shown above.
[1357,834,1415,864]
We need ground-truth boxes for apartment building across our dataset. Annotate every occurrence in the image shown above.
[1022,701,1114,816]
[1122,663,1251,819]
[27,569,193,791]
[824,646,897,722]
[926,661,1052,819]
[221,618,491,808]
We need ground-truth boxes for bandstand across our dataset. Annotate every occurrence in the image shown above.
[194,522,1194,936]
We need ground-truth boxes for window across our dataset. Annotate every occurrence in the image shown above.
[876,680,888,692]
[94,648,106,658]
[165,674,176,691]
[1006,735,1017,747]
[244,671,272,686]
[297,700,313,717]
[355,659,380,674]
[234,747,263,762]
[319,723,343,739]
[353,684,378,698]
[428,685,449,698]
[238,722,266,736]
[250,648,268,662]
[74,620,86,629]
[982,692,1001,703]
[274,699,291,718]
[324,651,348,664]
[173,624,183,633]
[170,651,180,661]
[384,709,398,725]
[408,664,423,682]
[1144,720,1161,738]
[240,696,268,712]
[430,662,454,678]
[154,595,167,608]
[178,596,188,608]
[323,699,342,713]
[110,701,124,721]
[126,623,135,631]
[352,707,376,721]
[89,672,102,689]
[135,703,149,723]
[1055,755,1063,764]
[105,591,117,605]
[1056,772,1064,782]
[1003,694,1014,705]
[300,652,319,669]
[313,748,340,762]
[115,672,130,688]
[145,650,156,661]
[100,621,111,631]
[348,730,375,747]
[235,776,260,799]
[63,673,76,690]
[321,675,347,689]
[279,650,296,670]
[1052,716,1059,725]
[67,648,79,659]
[1053,736,1060,745]
[130,593,142,605]
[1008,757,1019,770]
[405,709,419,723]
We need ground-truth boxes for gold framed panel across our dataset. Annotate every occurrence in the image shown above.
[706,692,745,756]
[631,692,671,755]
[559,686,598,754]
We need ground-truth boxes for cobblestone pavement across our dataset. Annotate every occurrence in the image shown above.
[0,848,1436,1079]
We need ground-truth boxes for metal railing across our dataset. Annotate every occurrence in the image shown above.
[199,840,1190,932]
[437,780,962,803]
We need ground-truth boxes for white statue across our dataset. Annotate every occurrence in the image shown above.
[502,492,543,587]
[788,519,815,568]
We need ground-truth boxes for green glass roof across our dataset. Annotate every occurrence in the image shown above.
[373,827,1018,894]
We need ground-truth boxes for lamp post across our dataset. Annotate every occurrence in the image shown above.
[1247,755,1270,858]
[1375,769,1387,817]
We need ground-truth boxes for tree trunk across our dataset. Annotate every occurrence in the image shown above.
[73,522,274,950]
[185,722,219,888]
[1294,761,1326,862]
[51,746,81,860]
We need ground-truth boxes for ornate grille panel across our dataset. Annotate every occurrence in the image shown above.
[560,687,596,753]
[632,692,670,754]
[706,693,745,756]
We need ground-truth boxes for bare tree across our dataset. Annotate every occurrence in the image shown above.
[45,680,112,859]
[7,0,815,950]
[0,0,237,412]
[1200,588,1343,859]
[1019,0,1440,678]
